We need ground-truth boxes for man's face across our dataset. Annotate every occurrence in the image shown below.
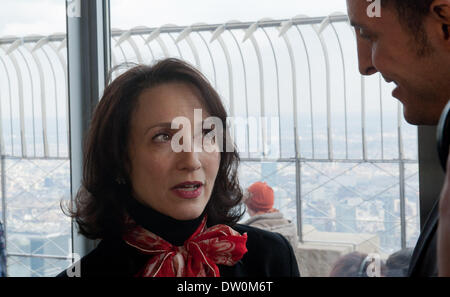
[347,0,450,125]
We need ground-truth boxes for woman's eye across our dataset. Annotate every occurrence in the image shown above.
[153,133,171,143]
[203,129,217,140]
[203,128,214,136]
[203,131,218,150]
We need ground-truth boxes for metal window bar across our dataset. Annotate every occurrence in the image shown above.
[293,24,315,159]
[329,22,349,159]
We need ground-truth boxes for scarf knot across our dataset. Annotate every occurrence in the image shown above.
[123,216,248,277]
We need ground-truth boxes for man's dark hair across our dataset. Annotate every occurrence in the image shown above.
[65,58,244,239]
[329,252,387,277]
[385,248,413,277]
[382,0,435,54]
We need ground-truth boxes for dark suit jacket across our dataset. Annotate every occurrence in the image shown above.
[57,224,300,277]
[408,200,439,277]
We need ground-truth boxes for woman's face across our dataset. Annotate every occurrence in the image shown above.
[128,82,221,220]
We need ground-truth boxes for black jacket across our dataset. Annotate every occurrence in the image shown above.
[408,200,438,277]
[58,199,300,277]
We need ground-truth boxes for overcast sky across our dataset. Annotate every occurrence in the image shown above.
[0,0,348,37]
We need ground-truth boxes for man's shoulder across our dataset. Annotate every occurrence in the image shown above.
[233,223,292,250]
[408,201,439,277]
[243,212,286,225]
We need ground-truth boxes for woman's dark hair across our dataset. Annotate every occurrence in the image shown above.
[66,58,244,239]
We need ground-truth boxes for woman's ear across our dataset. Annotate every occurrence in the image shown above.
[430,0,450,41]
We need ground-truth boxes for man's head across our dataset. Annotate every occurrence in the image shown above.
[244,182,275,216]
[347,0,450,125]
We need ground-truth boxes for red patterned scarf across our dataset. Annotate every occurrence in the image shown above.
[123,216,248,277]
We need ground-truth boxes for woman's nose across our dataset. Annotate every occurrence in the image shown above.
[176,150,202,171]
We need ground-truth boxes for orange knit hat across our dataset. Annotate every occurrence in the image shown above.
[245,182,274,212]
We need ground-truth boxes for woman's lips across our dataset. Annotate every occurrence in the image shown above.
[172,184,203,199]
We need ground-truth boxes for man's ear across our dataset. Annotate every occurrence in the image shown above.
[430,0,450,41]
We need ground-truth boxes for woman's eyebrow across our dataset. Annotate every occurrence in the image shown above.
[144,122,173,135]
[144,119,213,135]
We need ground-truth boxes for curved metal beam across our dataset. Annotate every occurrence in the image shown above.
[49,40,70,158]
[27,48,49,157]
[155,36,170,58]
[17,47,37,156]
[126,36,144,63]
[0,48,15,155]
[5,50,27,157]
[330,22,349,159]
[261,27,282,158]
[228,29,250,157]
[216,36,234,116]
[280,32,299,158]
[138,35,155,62]
[41,45,60,157]
[168,33,183,59]
[176,25,201,69]
[185,36,201,69]
[312,26,333,160]
[112,36,128,64]
[197,31,217,88]
[294,25,315,158]
[248,35,266,157]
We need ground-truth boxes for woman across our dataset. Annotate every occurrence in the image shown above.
[59,58,299,277]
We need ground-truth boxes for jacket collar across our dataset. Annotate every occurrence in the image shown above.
[408,199,439,276]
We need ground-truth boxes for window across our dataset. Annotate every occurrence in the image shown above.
[0,0,420,277]
[109,0,419,276]
[0,0,71,276]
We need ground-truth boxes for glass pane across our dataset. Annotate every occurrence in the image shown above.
[109,0,420,278]
[0,1,70,277]
[7,255,71,277]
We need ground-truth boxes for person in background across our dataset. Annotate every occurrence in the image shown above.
[0,221,6,277]
[385,248,414,277]
[243,181,298,248]
[346,0,450,276]
[329,251,386,277]
[58,58,299,277]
